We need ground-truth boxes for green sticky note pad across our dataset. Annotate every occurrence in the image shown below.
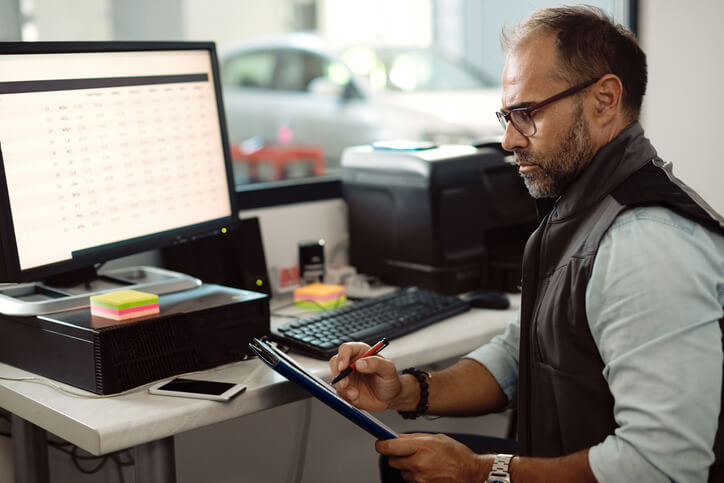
[90,289,159,310]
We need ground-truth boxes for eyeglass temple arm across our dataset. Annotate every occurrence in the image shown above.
[524,77,600,114]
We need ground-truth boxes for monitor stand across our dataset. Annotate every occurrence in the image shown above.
[0,266,201,316]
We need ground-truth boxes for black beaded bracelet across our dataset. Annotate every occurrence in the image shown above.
[398,368,431,420]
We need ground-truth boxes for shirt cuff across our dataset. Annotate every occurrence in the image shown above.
[464,337,518,403]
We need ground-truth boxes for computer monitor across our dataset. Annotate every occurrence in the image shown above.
[0,41,237,284]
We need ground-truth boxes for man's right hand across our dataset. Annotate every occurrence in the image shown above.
[329,342,404,412]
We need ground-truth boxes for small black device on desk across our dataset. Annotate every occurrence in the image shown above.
[272,287,469,359]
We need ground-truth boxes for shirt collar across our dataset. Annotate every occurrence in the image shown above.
[551,121,658,221]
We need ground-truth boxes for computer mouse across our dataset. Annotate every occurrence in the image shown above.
[461,290,510,310]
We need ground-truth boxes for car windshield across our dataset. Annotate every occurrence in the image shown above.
[342,46,495,92]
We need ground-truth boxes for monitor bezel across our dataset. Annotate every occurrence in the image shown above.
[0,41,239,283]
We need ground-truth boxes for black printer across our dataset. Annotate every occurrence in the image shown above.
[341,142,538,294]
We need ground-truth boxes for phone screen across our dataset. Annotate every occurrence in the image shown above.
[157,378,237,395]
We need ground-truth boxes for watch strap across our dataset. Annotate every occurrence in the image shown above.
[487,453,513,482]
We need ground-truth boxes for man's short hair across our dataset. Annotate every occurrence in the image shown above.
[501,5,647,121]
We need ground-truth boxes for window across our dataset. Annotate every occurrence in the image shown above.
[276,50,327,92]
[5,0,637,209]
[221,50,276,89]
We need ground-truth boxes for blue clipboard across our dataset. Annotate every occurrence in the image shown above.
[249,338,398,440]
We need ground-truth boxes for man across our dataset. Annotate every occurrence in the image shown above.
[331,6,724,482]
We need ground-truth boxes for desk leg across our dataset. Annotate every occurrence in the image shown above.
[10,414,49,483]
[134,437,176,483]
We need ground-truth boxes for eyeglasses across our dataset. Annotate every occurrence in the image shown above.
[496,77,600,137]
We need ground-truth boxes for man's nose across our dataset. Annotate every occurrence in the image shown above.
[501,121,529,152]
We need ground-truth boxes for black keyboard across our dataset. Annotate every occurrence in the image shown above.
[271,287,470,359]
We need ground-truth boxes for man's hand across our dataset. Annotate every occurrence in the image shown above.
[375,433,487,483]
[378,435,599,482]
[329,342,403,412]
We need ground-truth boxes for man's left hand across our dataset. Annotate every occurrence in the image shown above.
[375,433,488,483]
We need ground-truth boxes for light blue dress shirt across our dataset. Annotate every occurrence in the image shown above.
[466,206,724,482]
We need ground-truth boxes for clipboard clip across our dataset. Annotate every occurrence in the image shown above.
[249,337,279,365]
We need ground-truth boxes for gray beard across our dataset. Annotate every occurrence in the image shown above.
[516,104,594,199]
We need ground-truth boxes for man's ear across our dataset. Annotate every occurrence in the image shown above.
[590,74,623,125]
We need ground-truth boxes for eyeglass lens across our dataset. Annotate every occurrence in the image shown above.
[497,110,535,136]
[496,112,507,131]
[510,110,535,136]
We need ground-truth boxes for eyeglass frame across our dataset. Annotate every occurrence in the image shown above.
[496,77,601,137]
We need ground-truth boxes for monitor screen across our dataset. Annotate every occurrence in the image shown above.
[0,42,237,283]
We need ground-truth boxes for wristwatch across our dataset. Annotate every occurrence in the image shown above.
[486,453,513,483]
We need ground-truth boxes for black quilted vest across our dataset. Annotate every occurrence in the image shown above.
[516,122,724,481]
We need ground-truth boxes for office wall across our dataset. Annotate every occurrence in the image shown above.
[639,0,724,214]
[241,199,350,294]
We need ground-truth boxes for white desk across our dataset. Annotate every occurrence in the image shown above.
[0,293,519,483]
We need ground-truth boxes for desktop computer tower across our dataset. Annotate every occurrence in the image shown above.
[160,217,272,297]
[0,284,269,395]
[342,143,538,294]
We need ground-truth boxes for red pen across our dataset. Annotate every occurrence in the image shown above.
[331,337,389,384]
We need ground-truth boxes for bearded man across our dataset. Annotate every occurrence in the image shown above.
[331,5,724,482]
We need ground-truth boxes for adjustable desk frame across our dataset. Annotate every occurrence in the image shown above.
[10,418,175,483]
